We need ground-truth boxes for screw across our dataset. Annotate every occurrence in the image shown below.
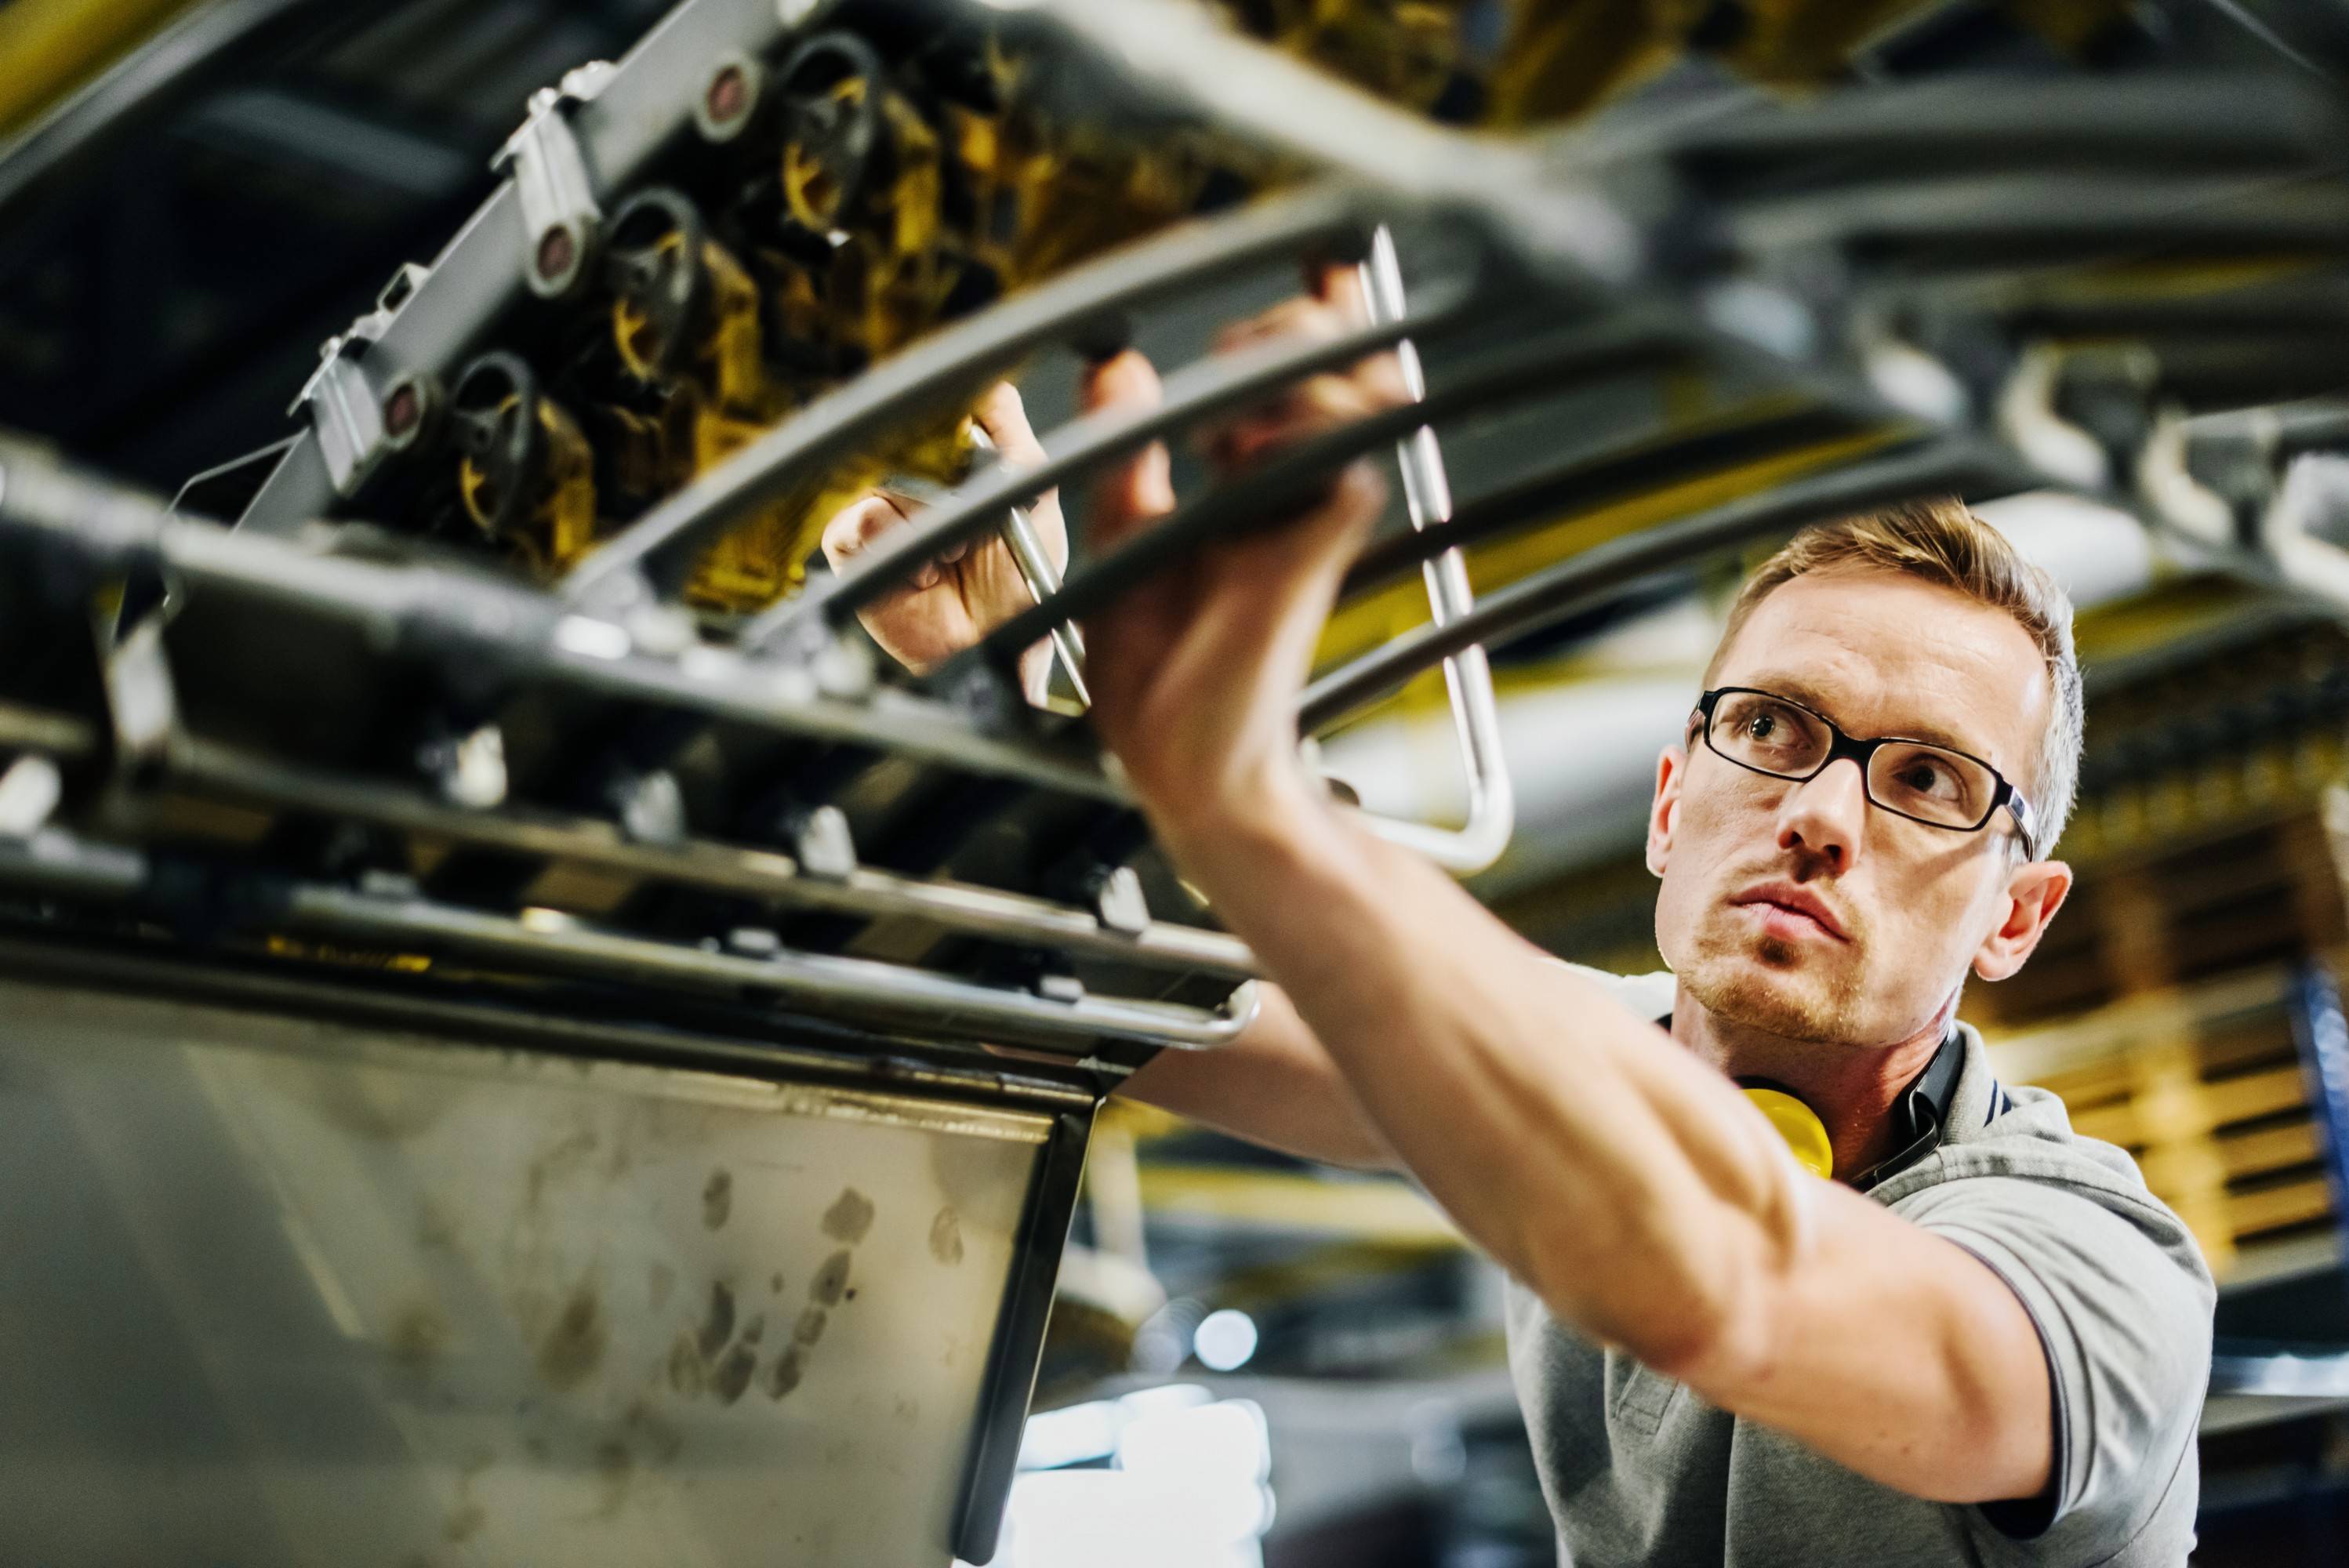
[384,381,421,438]
[536,225,577,285]
[707,64,748,125]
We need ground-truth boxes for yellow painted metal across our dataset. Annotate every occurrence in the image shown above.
[0,0,201,136]
[1137,1163,1462,1243]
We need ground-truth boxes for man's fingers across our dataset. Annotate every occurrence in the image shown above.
[822,492,914,570]
[1214,295,1345,358]
[1080,349,1177,552]
[1313,260,1371,321]
[972,382,1049,469]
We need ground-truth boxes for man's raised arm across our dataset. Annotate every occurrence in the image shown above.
[1066,274,2057,1508]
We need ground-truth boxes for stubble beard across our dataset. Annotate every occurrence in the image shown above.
[1676,915,1868,1045]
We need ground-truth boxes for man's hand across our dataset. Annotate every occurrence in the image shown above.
[1076,267,1409,851]
[821,383,1064,701]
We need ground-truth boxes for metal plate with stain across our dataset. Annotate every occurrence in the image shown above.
[0,968,1055,1566]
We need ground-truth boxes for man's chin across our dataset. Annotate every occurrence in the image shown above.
[1677,940,1861,1042]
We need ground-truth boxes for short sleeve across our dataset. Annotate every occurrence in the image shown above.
[1892,1167,2214,1555]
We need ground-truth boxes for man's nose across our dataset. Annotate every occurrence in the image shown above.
[1775,757,1867,871]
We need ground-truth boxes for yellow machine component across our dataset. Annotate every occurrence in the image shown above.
[453,378,599,576]
[613,234,768,417]
[0,0,200,134]
[778,52,960,362]
[1235,0,1467,112]
[1485,0,1712,126]
[404,0,2152,619]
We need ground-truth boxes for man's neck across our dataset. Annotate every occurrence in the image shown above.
[1670,992,1955,1180]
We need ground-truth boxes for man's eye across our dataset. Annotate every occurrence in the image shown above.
[1897,761,1948,795]
[1745,713,1777,740]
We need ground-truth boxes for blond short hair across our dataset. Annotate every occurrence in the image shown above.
[1705,499,2083,855]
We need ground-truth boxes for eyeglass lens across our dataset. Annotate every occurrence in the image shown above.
[1708,691,1995,831]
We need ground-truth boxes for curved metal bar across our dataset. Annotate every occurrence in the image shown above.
[949,314,1683,677]
[1663,74,2346,183]
[0,817,1258,1051]
[0,0,336,229]
[743,267,1481,652]
[1296,441,2002,732]
[1339,401,1882,595]
[165,733,1260,979]
[276,881,1261,1052]
[559,183,1372,604]
[1728,175,2349,263]
[1342,224,1513,874]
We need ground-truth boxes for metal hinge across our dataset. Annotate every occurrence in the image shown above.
[292,262,430,498]
[495,60,618,299]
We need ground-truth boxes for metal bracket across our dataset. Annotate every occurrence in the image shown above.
[291,262,430,498]
[1337,226,1515,875]
[495,60,618,299]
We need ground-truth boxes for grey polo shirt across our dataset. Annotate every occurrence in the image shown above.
[1505,967,2215,1566]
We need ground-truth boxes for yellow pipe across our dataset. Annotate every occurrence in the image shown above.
[0,0,203,136]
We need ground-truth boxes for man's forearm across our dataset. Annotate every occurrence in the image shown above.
[1119,983,1396,1170]
[1155,785,1808,1370]
[1151,786,2053,1504]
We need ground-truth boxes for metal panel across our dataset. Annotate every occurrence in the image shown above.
[0,964,1057,1566]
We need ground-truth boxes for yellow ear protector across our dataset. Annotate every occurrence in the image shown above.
[1738,1083,1836,1179]
[1735,1028,1968,1188]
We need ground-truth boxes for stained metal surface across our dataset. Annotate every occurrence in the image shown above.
[0,964,1060,1566]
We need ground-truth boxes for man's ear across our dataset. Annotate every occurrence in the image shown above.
[1973,858,2073,982]
[1645,744,1686,878]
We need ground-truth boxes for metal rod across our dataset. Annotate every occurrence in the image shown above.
[1343,225,1513,873]
[1298,442,2001,731]
[745,267,1479,652]
[162,733,1258,978]
[0,818,1261,1052]
[274,881,1262,1051]
[946,313,1680,677]
[968,426,1091,706]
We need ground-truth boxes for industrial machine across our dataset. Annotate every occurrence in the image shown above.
[9,0,2349,1561]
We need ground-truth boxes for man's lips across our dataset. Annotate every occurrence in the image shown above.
[1729,882,1850,942]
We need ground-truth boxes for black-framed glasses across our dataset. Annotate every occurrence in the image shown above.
[1691,688,2039,858]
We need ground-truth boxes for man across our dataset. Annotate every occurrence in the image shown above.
[825,272,2214,1565]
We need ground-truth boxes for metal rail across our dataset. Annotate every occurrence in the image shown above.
[1342,225,1513,873]
[0,818,1259,1051]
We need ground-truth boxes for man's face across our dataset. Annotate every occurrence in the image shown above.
[1648,567,2068,1047]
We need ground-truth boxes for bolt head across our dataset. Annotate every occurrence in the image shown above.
[384,382,422,437]
[707,64,748,123]
[536,225,577,285]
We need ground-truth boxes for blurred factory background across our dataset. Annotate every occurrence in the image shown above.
[7,2,2349,1565]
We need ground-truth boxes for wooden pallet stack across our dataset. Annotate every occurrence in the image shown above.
[1970,613,2349,1281]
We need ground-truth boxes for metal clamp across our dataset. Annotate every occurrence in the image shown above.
[1337,226,1516,875]
[291,262,430,497]
[495,60,617,299]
